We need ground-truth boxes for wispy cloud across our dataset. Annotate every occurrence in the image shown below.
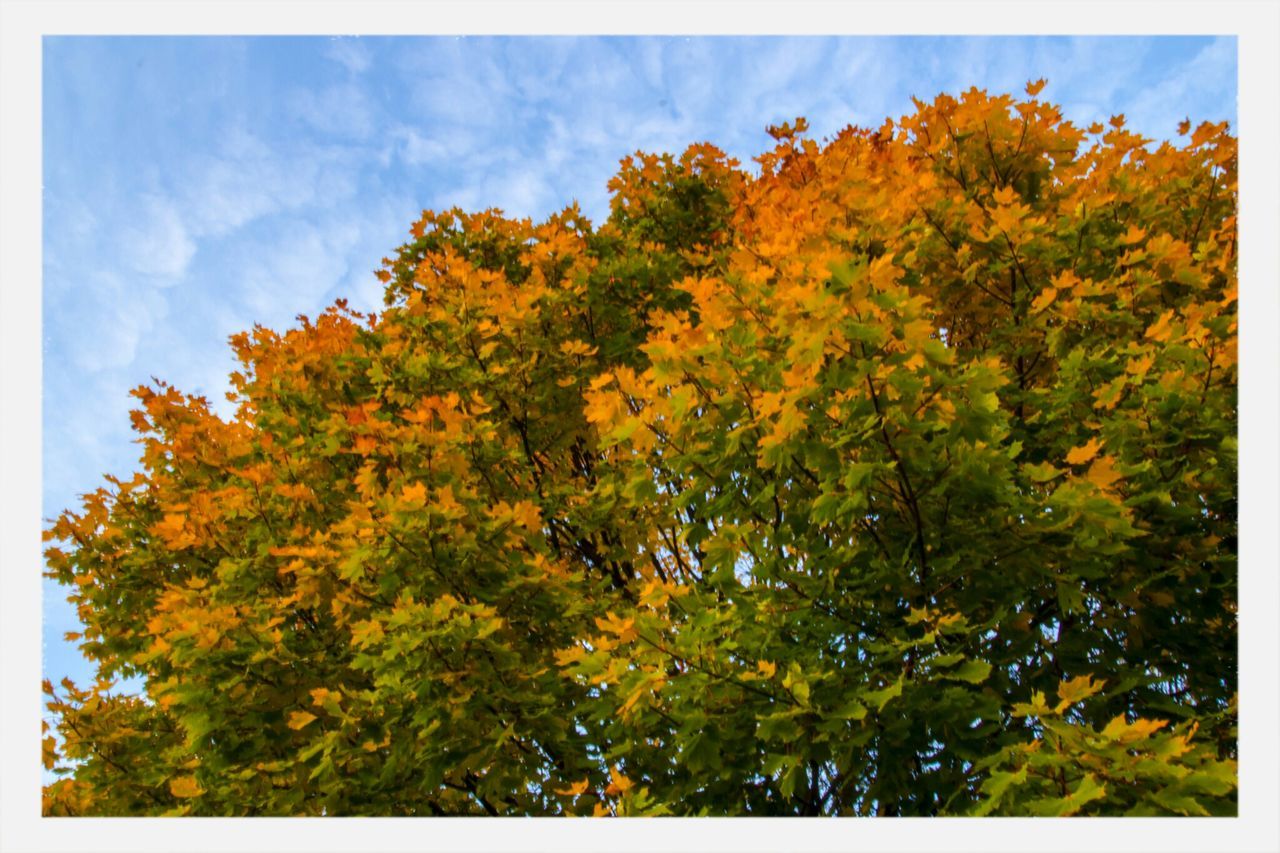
[117,195,197,280]
[325,36,372,75]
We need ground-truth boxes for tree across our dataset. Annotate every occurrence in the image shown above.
[44,83,1237,817]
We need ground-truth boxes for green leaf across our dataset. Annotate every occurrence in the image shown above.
[864,677,904,712]
[945,659,993,684]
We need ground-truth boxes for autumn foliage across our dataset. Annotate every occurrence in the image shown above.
[44,84,1237,816]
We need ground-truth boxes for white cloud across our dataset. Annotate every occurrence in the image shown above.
[117,195,197,280]
[178,127,364,238]
[1125,37,1236,135]
[288,83,379,141]
[325,37,372,74]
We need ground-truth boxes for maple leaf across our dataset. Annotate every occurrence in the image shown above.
[168,776,204,799]
[399,482,428,509]
[510,500,542,530]
[287,711,318,730]
[556,778,590,797]
[606,766,634,796]
[1144,310,1176,343]
[1029,287,1057,314]
[1055,675,1106,712]
[1086,456,1125,492]
[1065,438,1103,466]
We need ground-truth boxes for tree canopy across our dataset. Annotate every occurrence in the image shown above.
[44,83,1237,817]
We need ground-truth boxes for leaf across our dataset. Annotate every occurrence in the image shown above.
[510,500,542,531]
[945,659,992,684]
[607,767,634,795]
[973,767,1026,816]
[287,710,318,730]
[1151,788,1210,816]
[864,677,904,712]
[1144,309,1176,343]
[1055,675,1106,711]
[1101,715,1168,743]
[993,185,1018,206]
[168,775,204,799]
[1065,438,1102,465]
[1029,286,1057,314]
[1055,773,1107,816]
[1026,461,1064,483]
[1121,225,1147,245]
[556,778,590,797]
[399,482,427,509]
[1086,456,1124,492]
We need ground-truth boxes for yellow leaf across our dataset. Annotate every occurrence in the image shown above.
[511,500,542,531]
[587,372,615,392]
[554,645,587,667]
[559,339,598,358]
[607,766,633,795]
[1121,225,1147,245]
[1055,675,1106,712]
[287,710,318,730]
[1126,353,1155,377]
[1029,287,1057,314]
[169,775,204,798]
[638,580,670,609]
[1025,78,1047,97]
[1065,438,1102,466]
[757,660,777,679]
[1101,715,1168,743]
[1144,309,1176,343]
[1086,456,1124,492]
[594,612,637,644]
[399,482,427,509]
[556,778,590,797]
[619,683,648,716]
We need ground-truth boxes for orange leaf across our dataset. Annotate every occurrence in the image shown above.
[556,778,590,797]
[511,501,542,531]
[1029,287,1057,314]
[1065,438,1102,466]
[1144,310,1176,343]
[1086,456,1124,492]
[606,766,633,795]
[399,482,427,509]
[1121,225,1147,245]
[992,185,1018,206]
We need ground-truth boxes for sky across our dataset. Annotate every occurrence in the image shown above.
[41,35,1237,690]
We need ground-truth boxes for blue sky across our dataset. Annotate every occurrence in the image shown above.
[41,35,1237,689]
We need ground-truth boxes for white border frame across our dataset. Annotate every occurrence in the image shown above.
[2,3,1276,852]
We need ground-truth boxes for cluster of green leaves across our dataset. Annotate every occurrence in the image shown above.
[44,83,1236,816]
